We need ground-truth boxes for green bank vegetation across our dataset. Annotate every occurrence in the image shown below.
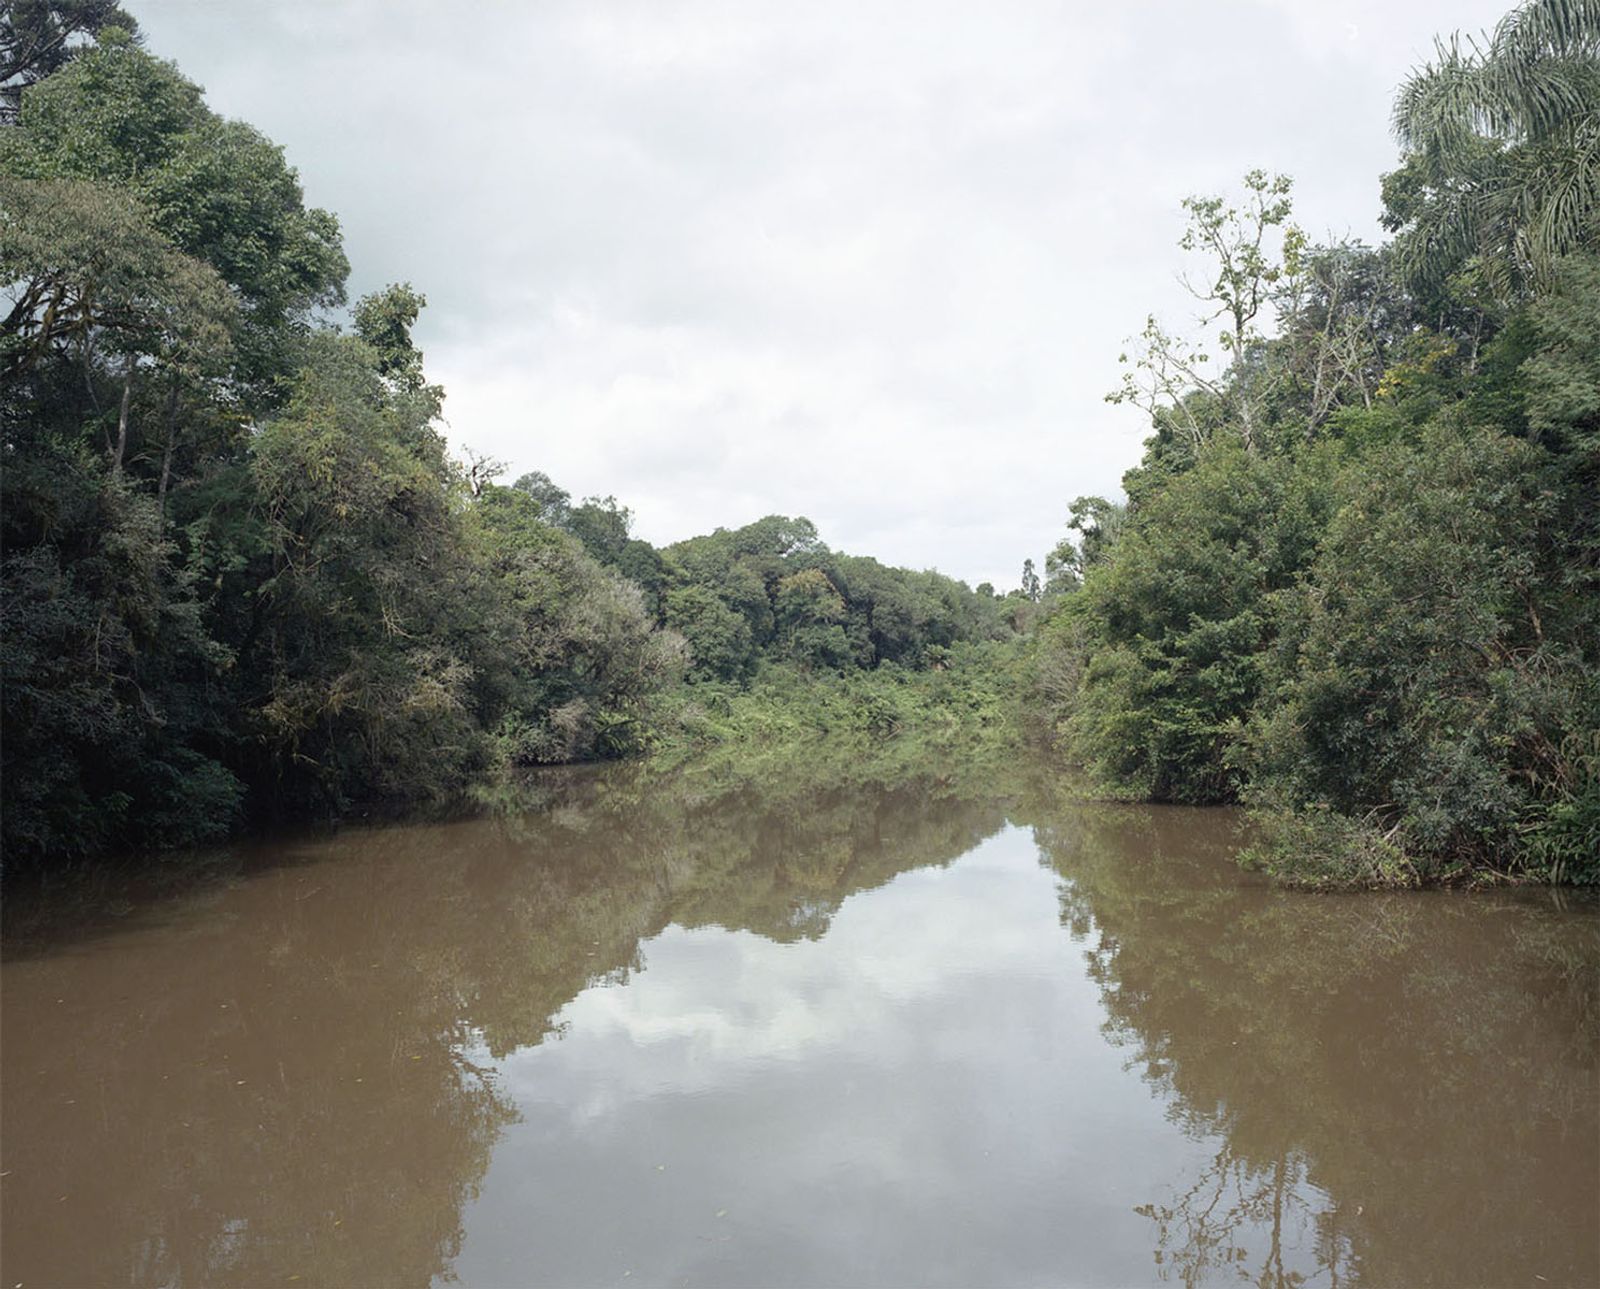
[2,0,1597,888]
[1032,0,1600,885]
[0,7,1025,867]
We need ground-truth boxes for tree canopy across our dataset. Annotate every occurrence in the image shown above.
[1035,0,1599,885]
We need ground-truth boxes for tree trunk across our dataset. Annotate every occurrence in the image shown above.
[110,356,134,475]
[81,340,102,411]
[157,370,180,516]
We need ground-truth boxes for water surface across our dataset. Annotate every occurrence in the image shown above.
[3,761,1596,1287]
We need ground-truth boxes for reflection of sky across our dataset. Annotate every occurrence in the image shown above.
[444,828,1337,1287]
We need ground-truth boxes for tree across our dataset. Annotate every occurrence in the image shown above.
[511,471,572,526]
[0,181,244,859]
[0,1,135,121]
[1,178,235,473]
[353,282,429,387]
[1249,420,1596,883]
[1109,170,1305,454]
[242,331,489,810]
[473,485,684,764]
[3,27,348,385]
[1019,558,1042,603]
[1043,498,1128,598]
[1271,242,1402,435]
[0,9,705,865]
[1067,496,1126,569]
[1387,0,1600,298]
[566,495,633,565]
[0,457,247,859]
[665,585,755,681]
[1523,251,1600,459]
[774,567,849,669]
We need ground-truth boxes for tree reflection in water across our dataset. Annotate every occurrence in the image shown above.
[2,755,1594,1288]
[1135,1145,1352,1289]
[1037,797,1599,1289]
[1,754,1014,1288]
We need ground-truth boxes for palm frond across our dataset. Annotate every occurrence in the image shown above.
[1391,0,1600,298]
[1394,39,1487,154]
[1494,0,1600,59]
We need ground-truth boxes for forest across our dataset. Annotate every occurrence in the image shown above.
[2,0,1597,886]
[1032,0,1600,885]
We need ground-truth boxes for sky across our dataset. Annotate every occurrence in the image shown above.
[132,0,1505,589]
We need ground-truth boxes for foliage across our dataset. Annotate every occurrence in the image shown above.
[1037,0,1600,884]
[648,642,1026,780]
[657,514,1010,678]
[1386,0,1600,298]
[664,584,755,682]
[240,331,492,811]
[0,19,1011,869]
[0,2,137,121]
[0,30,689,866]
[12,0,1594,896]
[1246,419,1597,883]
[1049,446,1328,803]
[471,484,687,766]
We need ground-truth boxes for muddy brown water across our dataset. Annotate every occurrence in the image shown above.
[2,761,1596,1288]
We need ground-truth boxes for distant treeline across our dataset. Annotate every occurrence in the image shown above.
[0,11,1019,866]
[1030,0,1599,884]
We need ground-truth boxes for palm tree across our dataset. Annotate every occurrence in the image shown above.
[1390,0,1600,297]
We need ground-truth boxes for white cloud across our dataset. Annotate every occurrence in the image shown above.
[134,0,1507,587]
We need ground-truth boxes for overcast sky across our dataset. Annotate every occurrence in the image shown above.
[132,0,1503,589]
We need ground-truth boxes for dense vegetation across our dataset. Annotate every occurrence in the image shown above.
[1034,0,1600,885]
[0,15,1017,868]
[4,0,1596,891]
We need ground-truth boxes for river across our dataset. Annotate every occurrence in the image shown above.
[2,756,1596,1287]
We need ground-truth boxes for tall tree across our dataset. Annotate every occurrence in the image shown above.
[1387,0,1600,297]
[1019,558,1042,603]
[3,26,348,387]
[0,0,135,121]
[1109,170,1305,454]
